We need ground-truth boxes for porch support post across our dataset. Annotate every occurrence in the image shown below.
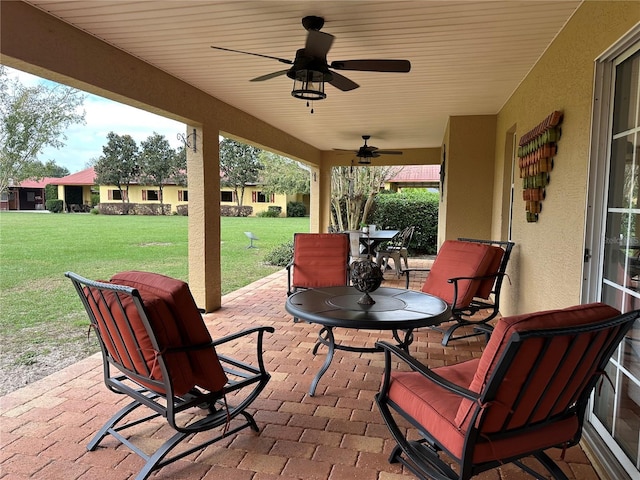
[309,164,331,233]
[187,124,221,311]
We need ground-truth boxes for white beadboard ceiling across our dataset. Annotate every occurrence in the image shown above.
[24,0,582,154]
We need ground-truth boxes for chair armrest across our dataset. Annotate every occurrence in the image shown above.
[402,267,432,289]
[211,326,275,347]
[376,341,478,402]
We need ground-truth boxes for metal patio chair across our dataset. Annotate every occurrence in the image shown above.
[403,238,514,345]
[66,270,274,480]
[376,303,639,480]
[376,226,415,277]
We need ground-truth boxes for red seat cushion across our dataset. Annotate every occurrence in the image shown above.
[421,240,497,307]
[110,271,228,394]
[454,302,621,430]
[292,233,349,289]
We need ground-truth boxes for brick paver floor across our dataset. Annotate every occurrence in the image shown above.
[0,259,603,479]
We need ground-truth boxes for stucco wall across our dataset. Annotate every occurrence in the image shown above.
[492,1,640,315]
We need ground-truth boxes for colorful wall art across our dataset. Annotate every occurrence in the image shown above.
[518,111,563,222]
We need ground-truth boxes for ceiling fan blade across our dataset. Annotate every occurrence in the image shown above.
[250,70,289,82]
[376,150,403,155]
[328,71,359,91]
[330,59,411,73]
[305,30,334,58]
[211,46,293,65]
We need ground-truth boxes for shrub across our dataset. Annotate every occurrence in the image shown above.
[45,184,58,201]
[264,241,294,267]
[46,199,64,213]
[369,189,439,254]
[287,201,306,217]
[257,206,281,217]
[221,205,252,217]
[90,208,100,215]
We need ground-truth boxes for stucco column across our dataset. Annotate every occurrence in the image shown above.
[309,164,332,233]
[188,125,221,311]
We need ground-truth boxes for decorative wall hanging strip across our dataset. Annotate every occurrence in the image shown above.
[517,110,563,223]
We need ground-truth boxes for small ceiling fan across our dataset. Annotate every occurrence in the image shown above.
[211,16,411,100]
[336,135,403,164]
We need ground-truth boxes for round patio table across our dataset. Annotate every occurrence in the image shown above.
[285,285,450,396]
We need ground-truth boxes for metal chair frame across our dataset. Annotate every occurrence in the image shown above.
[376,226,415,277]
[404,238,515,345]
[66,272,274,480]
[375,308,639,480]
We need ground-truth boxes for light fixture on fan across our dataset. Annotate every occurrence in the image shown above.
[288,53,333,112]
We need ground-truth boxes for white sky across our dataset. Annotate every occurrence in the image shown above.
[4,66,186,174]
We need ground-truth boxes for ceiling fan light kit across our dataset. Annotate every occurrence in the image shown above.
[211,16,411,112]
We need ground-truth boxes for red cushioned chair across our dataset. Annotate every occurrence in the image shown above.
[404,238,514,345]
[286,233,350,321]
[66,271,274,480]
[375,303,639,480]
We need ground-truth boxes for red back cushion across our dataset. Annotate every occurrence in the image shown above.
[292,233,350,289]
[421,240,496,307]
[84,286,195,395]
[454,302,621,430]
[110,271,228,393]
[475,245,505,299]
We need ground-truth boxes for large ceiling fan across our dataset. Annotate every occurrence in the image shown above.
[211,16,411,103]
[336,135,404,164]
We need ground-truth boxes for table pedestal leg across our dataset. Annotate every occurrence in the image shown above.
[310,326,335,396]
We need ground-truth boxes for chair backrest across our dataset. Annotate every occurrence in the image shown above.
[67,271,228,397]
[396,226,415,250]
[454,303,636,437]
[421,239,498,307]
[457,238,514,299]
[291,233,350,289]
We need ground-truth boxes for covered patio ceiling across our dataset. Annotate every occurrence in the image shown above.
[23,0,581,154]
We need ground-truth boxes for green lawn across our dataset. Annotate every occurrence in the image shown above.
[0,212,307,384]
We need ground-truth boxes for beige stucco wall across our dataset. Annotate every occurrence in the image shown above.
[491,1,640,315]
[439,115,497,244]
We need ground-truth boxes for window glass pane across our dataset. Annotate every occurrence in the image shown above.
[613,51,639,135]
[607,135,637,209]
[594,361,617,434]
[615,372,640,465]
[221,191,233,202]
[604,212,631,286]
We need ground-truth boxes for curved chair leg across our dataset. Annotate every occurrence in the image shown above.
[440,320,486,346]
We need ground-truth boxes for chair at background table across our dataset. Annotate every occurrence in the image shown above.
[376,226,415,277]
[375,303,639,480]
[66,270,274,480]
[286,233,351,323]
[403,238,514,345]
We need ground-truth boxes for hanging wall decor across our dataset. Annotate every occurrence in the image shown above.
[517,110,563,222]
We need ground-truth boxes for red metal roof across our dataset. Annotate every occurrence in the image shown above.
[51,167,96,185]
[387,165,440,183]
[17,177,62,188]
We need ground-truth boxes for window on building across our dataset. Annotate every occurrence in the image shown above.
[221,191,233,202]
[252,191,274,203]
[108,189,126,200]
[142,190,159,201]
[178,190,188,201]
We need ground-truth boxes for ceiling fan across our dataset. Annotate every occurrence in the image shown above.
[336,135,403,164]
[211,16,411,102]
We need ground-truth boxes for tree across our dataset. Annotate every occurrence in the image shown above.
[330,164,400,231]
[93,132,140,213]
[41,160,69,178]
[259,151,310,196]
[219,138,262,206]
[139,132,185,213]
[0,66,85,195]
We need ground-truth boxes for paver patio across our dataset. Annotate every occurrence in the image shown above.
[0,260,602,479]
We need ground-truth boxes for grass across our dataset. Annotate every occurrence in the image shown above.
[0,211,308,392]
